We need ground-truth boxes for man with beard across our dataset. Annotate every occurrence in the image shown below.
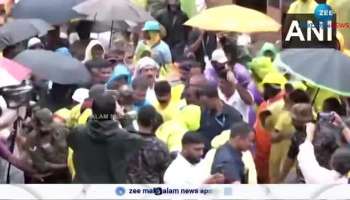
[254,72,287,183]
[163,132,224,184]
[153,80,180,122]
[211,122,255,184]
[198,83,242,153]
[137,57,160,103]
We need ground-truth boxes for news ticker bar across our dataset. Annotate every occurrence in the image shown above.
[0,184,350,199]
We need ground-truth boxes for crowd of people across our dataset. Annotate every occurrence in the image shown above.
[1,0,350,184]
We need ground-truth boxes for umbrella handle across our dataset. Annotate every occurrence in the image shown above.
[311,88,320,106]
[109,21,114,49]
[5,118,20,184]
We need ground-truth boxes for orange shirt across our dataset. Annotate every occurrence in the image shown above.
[254,92,285,183]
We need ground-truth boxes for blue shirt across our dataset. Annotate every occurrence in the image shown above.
[199,104,242,151]
[211,142,245,183]
[151,41,172,66]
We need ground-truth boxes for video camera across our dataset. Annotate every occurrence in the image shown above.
[0,82,33,110]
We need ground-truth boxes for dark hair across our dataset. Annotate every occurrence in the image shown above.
[230,121,253,139]
[288,89,310,104]
[152,112,164,132]
[182,132,204,146]
[220,36,238,65]
[85,58,111,72]
[89,84,105,99]
[76,20,93,40]
[155,81,171,97]
[331,147,350,175]
[137,105,157,128]
[92,93,116,121]
[200,83,219,98]
[313,123,339,168]
[132,76,149,91]
[3,44,23,59]
[323,98,346,116]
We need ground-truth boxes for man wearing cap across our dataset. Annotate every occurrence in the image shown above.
[207,49,255,124]
[254,72,287,183]
[18,108,70,183]
[134,21,172,73]
[27,38,44,50]
[205,49,227,86]
[156,0,189,62]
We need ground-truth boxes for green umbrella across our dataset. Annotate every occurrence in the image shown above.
[280,48,350,96]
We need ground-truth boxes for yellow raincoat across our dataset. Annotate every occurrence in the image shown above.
[66,104,92,179]
[155,105,201,152]
[248,56,280,92]
[66,104,92,128]
[152,82,185,122]
[201,130,258,184]
[287,0,318,14]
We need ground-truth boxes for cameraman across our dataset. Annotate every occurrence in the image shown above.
[0,84,47,183]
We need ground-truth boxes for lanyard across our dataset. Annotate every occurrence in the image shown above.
[215,114,226,127]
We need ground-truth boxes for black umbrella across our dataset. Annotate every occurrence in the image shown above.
[0,19,53,50]
[279,48,350,96]
[73,0,153,47]
[14,50,91,85]
[73,0,153,23]
[11,0,86,25]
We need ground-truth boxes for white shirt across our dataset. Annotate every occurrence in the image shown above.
[218,89,250,123]
[196,0,207,13]
[297,140,348,184]
[146,87,157,104]
[163,154,209,184]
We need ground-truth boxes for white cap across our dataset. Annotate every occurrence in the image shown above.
[137,57,159,71]
[27,37,42,48]
[237,33,251,46]
[72,88,89,104]
[211,49,228,63]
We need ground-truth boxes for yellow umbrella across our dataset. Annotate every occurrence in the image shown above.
[184,5,281,33]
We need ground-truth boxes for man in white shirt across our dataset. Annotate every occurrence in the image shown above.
[217,70,254,123]
[163,132,224,184]
[297,123,350,184]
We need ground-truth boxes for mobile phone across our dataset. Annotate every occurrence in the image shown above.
[319,112,335,123]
